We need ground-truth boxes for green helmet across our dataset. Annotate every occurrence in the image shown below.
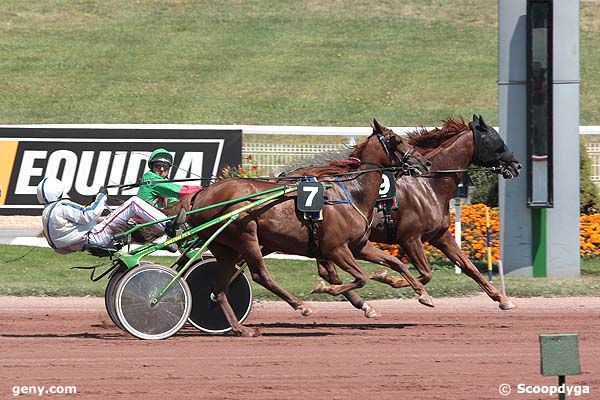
[148,148,173,167]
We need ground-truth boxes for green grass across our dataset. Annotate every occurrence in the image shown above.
[1,245,599,299]
[0,1,599,126]
[581,257,600,276]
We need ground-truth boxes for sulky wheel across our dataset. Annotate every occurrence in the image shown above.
[104,263,127,330]
[184,258,253,334]
[114,262,192,340]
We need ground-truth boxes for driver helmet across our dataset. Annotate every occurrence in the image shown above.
[36,178,64,205]
[148,148,173,168]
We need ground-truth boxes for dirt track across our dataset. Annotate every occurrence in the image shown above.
[0,295,598,399]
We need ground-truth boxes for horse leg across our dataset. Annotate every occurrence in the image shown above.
[359,241,434,307]
[208,243,261,337]
[239,224,313,316]
[310,245,368,296]
[371,238,432,287]
[431,231,515,310]
[315,259,379,318]
[258,249,369,316]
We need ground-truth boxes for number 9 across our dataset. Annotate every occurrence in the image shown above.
[379,174,390,195]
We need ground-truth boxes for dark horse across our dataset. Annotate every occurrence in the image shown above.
[185,119,431,336]
[314,115,521,313]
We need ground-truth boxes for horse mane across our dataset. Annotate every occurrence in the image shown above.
[291,157,360,177]
[407,118,470,152]
[289,137,368,177]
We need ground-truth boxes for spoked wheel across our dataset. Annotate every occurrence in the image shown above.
[184,258,253,334]
[114,263,192,340]
[104,264,126,330]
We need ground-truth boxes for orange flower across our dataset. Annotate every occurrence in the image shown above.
[377,204,600,261]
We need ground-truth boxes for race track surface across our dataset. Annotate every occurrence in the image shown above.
[1,295,598,399]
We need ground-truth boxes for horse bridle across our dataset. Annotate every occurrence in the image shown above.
[374,131,415,177]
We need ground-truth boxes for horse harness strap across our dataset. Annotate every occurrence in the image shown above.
[351,203,369,227]
[324,177,352,205]
[329,177,375,247]
[188,188,204,211]
[376,197,397,243]
[299,177,323,257]
[301,177,371,257]
[357,211,376,248]
[324,177,370,227]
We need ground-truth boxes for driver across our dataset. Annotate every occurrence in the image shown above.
[137,148,201,209]
[37,178,181,254]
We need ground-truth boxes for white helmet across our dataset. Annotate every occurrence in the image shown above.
[36,178,64,204]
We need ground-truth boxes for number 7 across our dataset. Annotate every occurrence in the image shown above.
[302,186,319,207]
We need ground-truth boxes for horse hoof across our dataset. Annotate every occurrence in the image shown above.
[370,269,388,282]
[362,303,380,318]
[237,328,261,337]
[299,305,313,316]
[310,281,329,294]
[499,300,516,310]
[418,295,435,308]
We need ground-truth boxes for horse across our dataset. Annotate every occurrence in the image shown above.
[313,115,521,312]
[185,119,431,336]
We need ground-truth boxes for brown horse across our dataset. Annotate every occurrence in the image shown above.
[314,115,521,312]
[185,119,431,336]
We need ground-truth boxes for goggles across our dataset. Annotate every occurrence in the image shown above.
[151,161,171,170]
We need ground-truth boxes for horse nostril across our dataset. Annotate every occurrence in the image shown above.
[425,161,432,167]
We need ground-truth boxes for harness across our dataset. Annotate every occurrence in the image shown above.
[188,188,204,211]
[295,131,409,257]
[298,175,377,257]
[298,177,323,257]
[374,170,398,243]
[378,198,397,243]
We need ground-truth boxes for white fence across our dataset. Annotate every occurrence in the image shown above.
[241,126,600,184]
[579,126,600,189]
[586,142,600,182]
[242,143,344,175]
[582,127,600,184]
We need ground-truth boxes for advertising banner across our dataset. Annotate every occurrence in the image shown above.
[0,126,242,215]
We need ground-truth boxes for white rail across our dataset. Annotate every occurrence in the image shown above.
[241,126,600,180]
[4,123,600,183]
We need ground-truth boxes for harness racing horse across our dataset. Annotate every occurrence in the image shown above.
[316,115,521,312]
[186,119,431,336]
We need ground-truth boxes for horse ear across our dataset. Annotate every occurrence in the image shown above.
[478,115,487,126]
[472,114,478,123]
[372,118,383,133]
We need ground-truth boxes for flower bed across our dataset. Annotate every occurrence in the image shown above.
[580,213,600,258]
[377,204,599,264]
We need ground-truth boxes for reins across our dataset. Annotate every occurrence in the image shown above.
[273,165,409,184]
[106,177,213,190]
[104,164,503,193]
[418,166,503,178]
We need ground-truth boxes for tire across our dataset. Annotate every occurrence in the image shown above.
[184,258,253,334]
[114,263,192,340]
[104,265,126,330]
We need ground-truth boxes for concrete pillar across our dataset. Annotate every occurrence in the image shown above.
[498,0,580,277]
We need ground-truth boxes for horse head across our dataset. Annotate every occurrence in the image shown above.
[370,118,431,176]
[470,115,522,179]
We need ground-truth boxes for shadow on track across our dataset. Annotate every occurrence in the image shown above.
[0,332,124,340]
